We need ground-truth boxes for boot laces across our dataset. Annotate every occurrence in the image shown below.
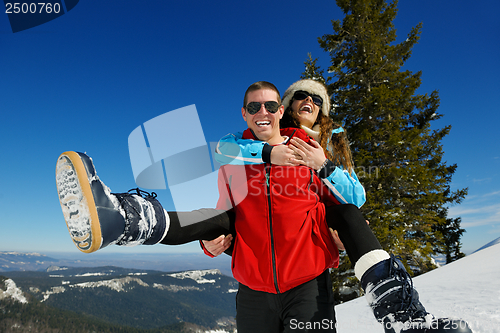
[121,188,157,218]
[390,255,414,313]
[114,188,157,246]
[111,188,157,217]
[127,188,157,199]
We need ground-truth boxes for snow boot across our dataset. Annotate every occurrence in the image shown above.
[56,151,169,253]
[113,188,168,247]
[360,255,472,333]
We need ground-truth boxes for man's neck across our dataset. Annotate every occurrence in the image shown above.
[265,134,286,145]
[248,129,285,145]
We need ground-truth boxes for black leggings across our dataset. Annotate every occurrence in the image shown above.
[325,204,382,264]
[160,209,234,245]
[160,204,381,266]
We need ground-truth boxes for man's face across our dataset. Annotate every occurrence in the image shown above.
[242,89,284,144]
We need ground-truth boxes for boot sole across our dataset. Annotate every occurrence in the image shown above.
[56,151,103,253]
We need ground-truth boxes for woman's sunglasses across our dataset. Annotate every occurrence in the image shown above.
[245,101,281,115]
[293,90,323,107]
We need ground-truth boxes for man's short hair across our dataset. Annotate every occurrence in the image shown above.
[243,81,281,108]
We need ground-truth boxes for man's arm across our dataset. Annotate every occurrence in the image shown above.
[201,167,236,258]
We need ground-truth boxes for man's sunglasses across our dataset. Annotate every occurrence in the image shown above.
[245,101,281,115]
[293,90,323,107]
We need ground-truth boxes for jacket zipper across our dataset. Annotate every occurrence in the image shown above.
[266,164,280,293]
[309,169,319,203]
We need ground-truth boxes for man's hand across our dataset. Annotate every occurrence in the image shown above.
[330,228,345,251]
[202,234,233,257]
[330,220,369,252]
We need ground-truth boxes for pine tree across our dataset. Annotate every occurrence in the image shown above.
[302,0,467,302]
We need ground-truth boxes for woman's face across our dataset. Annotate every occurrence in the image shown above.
[291,92,321,129]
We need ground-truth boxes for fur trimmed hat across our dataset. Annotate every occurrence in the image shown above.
[281,79,331,116]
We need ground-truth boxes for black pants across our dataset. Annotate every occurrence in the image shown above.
[236,270,336,333]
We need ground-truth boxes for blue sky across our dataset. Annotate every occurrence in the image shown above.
[0,0,499,259]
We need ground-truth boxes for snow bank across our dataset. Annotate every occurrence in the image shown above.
[167,269,221,284]
[70,276,149,292]
[0,279,28,304]
[335,243,500,333]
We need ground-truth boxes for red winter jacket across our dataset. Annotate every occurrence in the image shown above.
[214,128,340,294]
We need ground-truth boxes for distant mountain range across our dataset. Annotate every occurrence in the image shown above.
[0,251,233,276]
[0,251,59,271]
[0,251,237,332]
[2,264,237,332]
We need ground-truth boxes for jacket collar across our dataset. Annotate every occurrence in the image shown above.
[242,127,312,146]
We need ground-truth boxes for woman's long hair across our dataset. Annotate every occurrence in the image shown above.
[280,103,354,174]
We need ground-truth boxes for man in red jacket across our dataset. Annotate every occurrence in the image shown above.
[209,81,341,332]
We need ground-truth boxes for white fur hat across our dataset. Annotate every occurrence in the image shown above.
[281,79,331,116]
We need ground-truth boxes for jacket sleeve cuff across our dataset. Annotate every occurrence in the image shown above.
[199,240,215,258]
[262,144,273,163]
[318,159,335,179]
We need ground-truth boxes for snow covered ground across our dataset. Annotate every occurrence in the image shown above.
[0,279,27,304]
[336,243,500,333]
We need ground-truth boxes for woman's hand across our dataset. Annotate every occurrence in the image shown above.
[289,137,327,170]
[202,234,233,257]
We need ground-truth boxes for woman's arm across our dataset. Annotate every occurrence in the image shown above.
[321,165,366,208]
[215,132,297,166]
[214,133,268,165]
